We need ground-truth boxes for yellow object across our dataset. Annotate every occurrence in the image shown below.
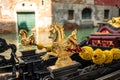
[36,42,52,52]
[19,29,35,50]
[107,17,120,28]
[41,23,80,68]
[36,42,44,50]
[110,48,120,60]
[103,50,113,64]
[44,44,52,52]
[79,46,93,60]
[92,49,106,64]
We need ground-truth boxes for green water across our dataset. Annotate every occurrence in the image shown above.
[0,27,98,50]
[0,33,17,44]
[0,27,98,44]
[65,27,98,43]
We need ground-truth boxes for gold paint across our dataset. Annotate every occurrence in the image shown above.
[108,17,120,28]
[41,23,80,68]
[19,29,35,50]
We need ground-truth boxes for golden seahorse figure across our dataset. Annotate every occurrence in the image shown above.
[19,29,36,50]
[41,23,82,68]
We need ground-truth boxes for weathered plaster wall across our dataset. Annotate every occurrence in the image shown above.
[94,6,118,21]
[52,3,96,27]
[52,0,120,27]
[0,0,17,33]
[0,0,52,33]
[52,0,94,4]
[0,0,120,33]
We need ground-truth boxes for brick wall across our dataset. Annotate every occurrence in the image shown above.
[94,0,120,6]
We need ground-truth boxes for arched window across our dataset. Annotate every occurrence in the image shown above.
[82,8,92,19]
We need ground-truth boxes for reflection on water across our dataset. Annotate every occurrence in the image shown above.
[0,33,17,44]
[0,27,98,51]
[65,27,98,43]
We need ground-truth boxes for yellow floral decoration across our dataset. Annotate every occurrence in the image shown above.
[110,48,120,60]
[79,46,93,60]
[103,50,113,64]
[92,48,106,64]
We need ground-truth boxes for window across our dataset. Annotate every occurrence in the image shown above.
[68,10,74,20]
[104,9,109,19]
[82,8,92,19]
[42,0,44,5]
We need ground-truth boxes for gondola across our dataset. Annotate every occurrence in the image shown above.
[0,18,120,80]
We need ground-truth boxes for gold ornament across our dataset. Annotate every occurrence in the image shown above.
[41,23,82,68]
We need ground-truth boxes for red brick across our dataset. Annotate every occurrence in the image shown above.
[94,0,120,6]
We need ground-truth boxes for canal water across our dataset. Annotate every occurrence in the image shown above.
[65,27,98,43]
[0,27,98,53]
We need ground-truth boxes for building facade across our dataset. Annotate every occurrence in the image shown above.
[52,0,120,27]
[0,0,52,33]
[0,0,120,33]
